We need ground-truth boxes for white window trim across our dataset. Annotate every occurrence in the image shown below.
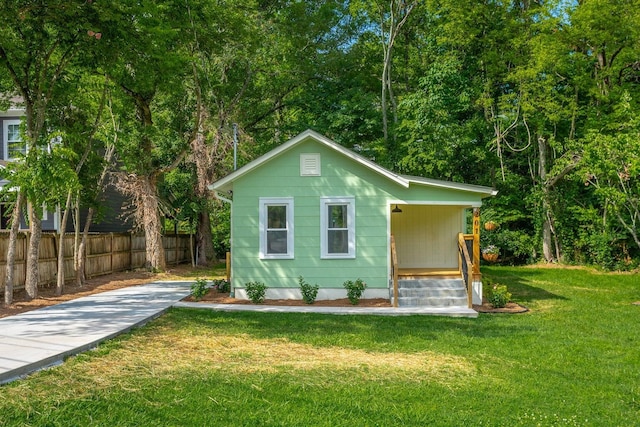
[321,196,356,259]
[259,197,294,259]
[3,119,26,160]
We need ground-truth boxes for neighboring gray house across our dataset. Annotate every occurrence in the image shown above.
[0,98,132,233]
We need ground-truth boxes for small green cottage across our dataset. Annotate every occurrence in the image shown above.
[210,130,496,307]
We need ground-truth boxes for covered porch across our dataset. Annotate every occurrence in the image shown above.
[389,204,482,308]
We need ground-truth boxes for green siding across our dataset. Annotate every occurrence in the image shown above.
[229,137,485,293]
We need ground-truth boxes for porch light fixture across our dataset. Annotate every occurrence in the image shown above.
[392,204,403,213]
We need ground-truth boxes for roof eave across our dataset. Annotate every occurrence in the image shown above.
[403,175,497,197]
[209,129,410,191]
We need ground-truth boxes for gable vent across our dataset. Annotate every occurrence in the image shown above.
[300,153,321,176]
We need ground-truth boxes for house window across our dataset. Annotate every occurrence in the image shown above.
[259,197,294,259]
[321,197,355,258]
[3,120,27,160]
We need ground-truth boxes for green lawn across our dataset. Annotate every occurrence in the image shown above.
[1,267,639,426]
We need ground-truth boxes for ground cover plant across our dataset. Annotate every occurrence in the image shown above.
[0,267,638,426]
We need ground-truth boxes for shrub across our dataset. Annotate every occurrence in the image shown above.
[190,278,209,301]
[212,278,230,293]
[343,278,366,305]
[245,281,267,304]
[298,276,319,304]
[489,284,512,308]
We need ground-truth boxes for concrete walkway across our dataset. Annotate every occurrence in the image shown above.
[174,301,478,317]
[0,282,477,385]
[0,281,192,385]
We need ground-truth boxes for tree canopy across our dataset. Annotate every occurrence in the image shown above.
[2,0,639,273]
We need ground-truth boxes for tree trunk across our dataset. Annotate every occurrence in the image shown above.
[73,194,82,286]
[381,48,390,143]
[538,136,555,262]
[541,201,555,262]
[55,192,74,295]
[4,191,24,306]
[189,101,217,267]
[141,175,166,271]
[379,1,417,145]
[196,210,215,266]
[25,204,42,300]
[76,206,95,287]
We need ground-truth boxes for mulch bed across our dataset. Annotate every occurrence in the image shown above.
[185,289,531,312]
[473,300,529,314]
[182,289,392,307]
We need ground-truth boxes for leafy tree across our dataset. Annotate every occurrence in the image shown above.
[0,0,95,298]
[92,0,192,271]
[581,92,640,262]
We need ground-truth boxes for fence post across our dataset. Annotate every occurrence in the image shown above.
[110,233,113,274]
[23,231,28,287]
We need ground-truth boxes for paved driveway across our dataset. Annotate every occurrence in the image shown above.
[0,281,192,384]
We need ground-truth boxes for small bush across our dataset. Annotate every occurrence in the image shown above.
[489,284,512,308]
[298,276,319,304]
[212,278,230,293]
[245,281,267,304]
[343,278,366,305]
[190,278,209,301]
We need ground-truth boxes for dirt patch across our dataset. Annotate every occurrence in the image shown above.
[0,264,200,319]
[473,300,529,314]
[633,301,640,306]
[183,288,392,307]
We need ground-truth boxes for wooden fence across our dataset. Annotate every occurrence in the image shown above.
[0,232,192,293]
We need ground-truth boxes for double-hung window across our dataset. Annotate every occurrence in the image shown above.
[3,120,27,160]
[321,197,355,258]
[259,197,294,259]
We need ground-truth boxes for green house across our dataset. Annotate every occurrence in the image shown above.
[210,130,496,308]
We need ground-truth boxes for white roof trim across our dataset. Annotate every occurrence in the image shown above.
[209,129,496,197]
[401,175,498,196]
[210,130,409,192]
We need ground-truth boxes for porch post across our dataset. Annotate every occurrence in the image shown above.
[472,208,480,273]
[472,207,483,305]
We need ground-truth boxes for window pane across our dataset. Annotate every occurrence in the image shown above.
[328,205,347,229]
[328,230,348,254]
[7,124,26,158]
[7,124,20,141]
[267,230,288,254]
[268,205,286,229]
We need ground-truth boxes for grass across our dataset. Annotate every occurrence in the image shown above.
[157,262,228,280]
[1,267,639,426]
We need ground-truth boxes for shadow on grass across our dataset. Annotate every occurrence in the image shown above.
[167,307,539,352]
[482,267,569,304]
[162,267,589,350]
